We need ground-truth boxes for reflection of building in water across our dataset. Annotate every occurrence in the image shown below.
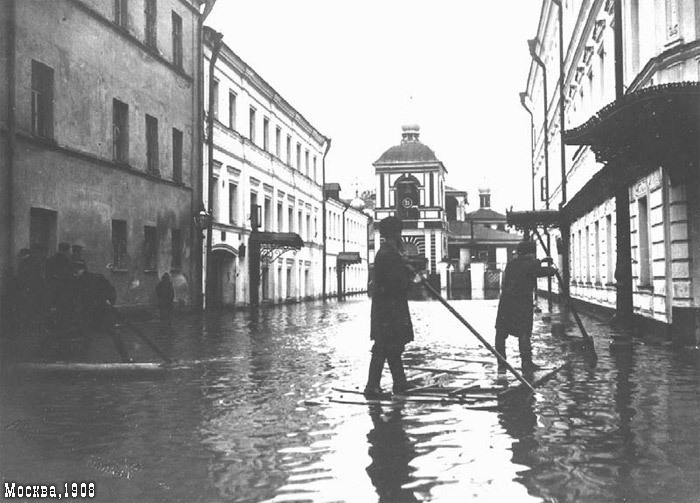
[373,124,449,289]
[365,404,419,503]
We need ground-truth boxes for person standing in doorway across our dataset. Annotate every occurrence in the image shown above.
[364,216,414,398]
[495,239,556,372]
[155,273,174,321]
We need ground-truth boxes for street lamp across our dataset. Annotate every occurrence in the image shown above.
[193,204,212,239]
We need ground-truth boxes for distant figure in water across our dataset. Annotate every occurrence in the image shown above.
[364,216,414,398]
[155,273,174,321]
[495,239,555,372]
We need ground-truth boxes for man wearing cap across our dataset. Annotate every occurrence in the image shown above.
[495,239,556,371]
[364,216,415,397]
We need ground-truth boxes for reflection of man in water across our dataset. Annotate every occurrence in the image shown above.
[365,404,419,503]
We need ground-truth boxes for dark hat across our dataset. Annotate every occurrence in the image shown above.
[379,216,402,237]
[517,240,536,255]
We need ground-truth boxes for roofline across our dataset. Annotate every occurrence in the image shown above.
[203,26,329,147]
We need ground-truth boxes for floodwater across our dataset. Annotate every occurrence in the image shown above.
[1,298,699,503]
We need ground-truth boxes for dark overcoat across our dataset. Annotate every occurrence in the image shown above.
[370,242,414,347]
[495,256,555,338]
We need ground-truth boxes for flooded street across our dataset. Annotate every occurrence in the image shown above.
[1,297,699,503]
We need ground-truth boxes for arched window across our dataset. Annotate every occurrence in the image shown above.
[394,175,421,219]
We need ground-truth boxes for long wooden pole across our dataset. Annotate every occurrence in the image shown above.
[420,279,536,394]
[532,228,597,356]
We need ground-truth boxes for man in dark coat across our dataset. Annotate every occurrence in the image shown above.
[155,273,174,321]
[74,260,131,362]
[364,216,415,397]
[45,242,74,328]
[495,239,556,371]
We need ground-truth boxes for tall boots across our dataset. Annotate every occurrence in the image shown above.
[364,346,409,397]
[364,352,385,397]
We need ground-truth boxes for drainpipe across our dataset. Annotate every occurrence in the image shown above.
[519,92,536,211]
[338,203,349,300]
[205,29,224,310]
[613,0,633,329]
[6,0,16,281]
[529,37,553,309]
[551,0,567,204]
[321,138,332,300]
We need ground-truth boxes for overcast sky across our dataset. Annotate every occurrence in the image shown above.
[207,1,543,213]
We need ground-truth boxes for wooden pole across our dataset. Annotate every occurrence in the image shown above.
[420,279,536,394]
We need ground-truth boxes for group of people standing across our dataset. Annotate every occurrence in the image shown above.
[9,242,176,362]
[365,216,555,398]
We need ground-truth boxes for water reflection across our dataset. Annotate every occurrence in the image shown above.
[2,299,700,503]
[365,404,419,502]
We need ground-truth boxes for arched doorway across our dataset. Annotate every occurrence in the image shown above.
[209,246,237,309]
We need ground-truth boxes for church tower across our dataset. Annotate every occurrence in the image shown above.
[373,124,448,280]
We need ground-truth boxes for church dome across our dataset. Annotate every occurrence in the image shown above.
[350,196,365,210]
[375,123,439,165]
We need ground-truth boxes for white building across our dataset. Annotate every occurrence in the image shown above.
[324,184,370,298]
[523,0,700,343]
[203,27,328,307]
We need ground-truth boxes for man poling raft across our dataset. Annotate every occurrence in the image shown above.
[494,239,556,372]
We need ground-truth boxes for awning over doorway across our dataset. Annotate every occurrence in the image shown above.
[506,209,561,230]
[337,252,361,265]
[249,232,304,249]
[564,82,700,185]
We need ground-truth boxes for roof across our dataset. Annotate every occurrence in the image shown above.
[464,208,507,221]
[564,82,699,183]
[375,141,439,164]
[448,221,522,244]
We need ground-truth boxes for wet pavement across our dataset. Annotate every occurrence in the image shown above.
[1,297,699,503]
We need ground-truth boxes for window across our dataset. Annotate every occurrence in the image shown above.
[31,60,54,139]
[606,214,614,283]
[313,156,317,181]
[171,228,181,270]
[144,225,158,271]
[172,11,182,68]
[112,99,129,163]
[229,183,238,224]
[249,107,256,143]
[114,0,128,28]
[275,127,281,157]
[305,150,309,176]
[112,220,127,270]
[250,192,259,228]
[298,211,303,238]
[666,0,679,40]
[306,214,311,241]
[263,117,270,151]
[286,135,292,165]
[637,196,651,286]
[288,206,293,232]
[228,91,236,129]
[172,128,182,182]
[296,143,301,170]
[585,226,591,283]
[595,221,601,284]
[211,175,220,222]
[211,78,219,119]
[145,0,157,48]
[264,197,272,231]
[277,202,283,231]
[146,114,159,174]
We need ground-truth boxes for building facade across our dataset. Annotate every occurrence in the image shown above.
[324,184,370,298]
[524,0,700,343]
[1,0,201,313]
[203,28,329,307]
[373,124,449,288]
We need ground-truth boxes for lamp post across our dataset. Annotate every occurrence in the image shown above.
[528,37,553,310]
[205,29,224,310]
[193,204,212,310]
